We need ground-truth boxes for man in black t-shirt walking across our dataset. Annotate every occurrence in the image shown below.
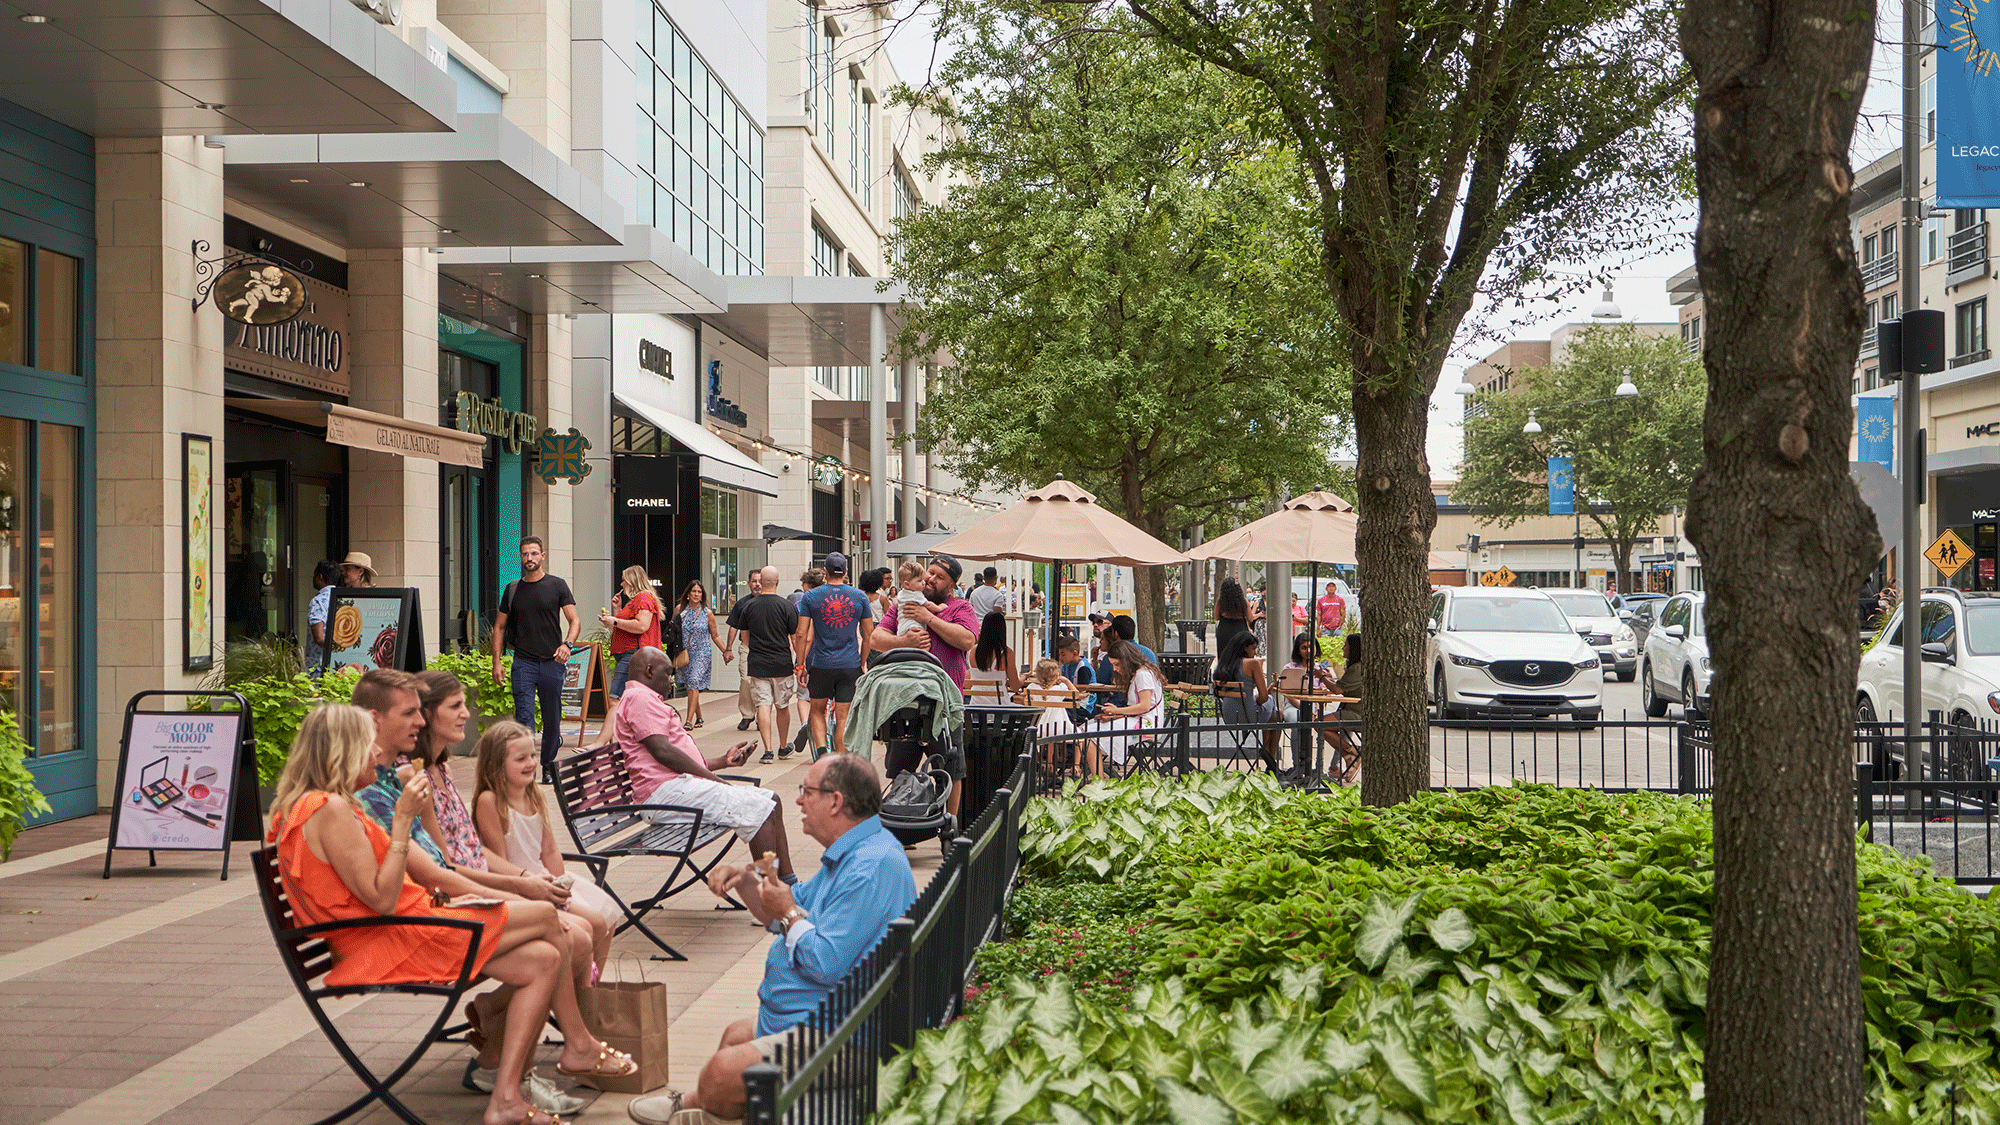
[492,535,581,775]
[726,564,804,763]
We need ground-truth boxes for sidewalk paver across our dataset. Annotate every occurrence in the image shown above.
[0,709,938,1125]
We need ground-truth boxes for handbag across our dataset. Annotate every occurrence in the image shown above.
[664,608,690,669]
[581,955,671,1094]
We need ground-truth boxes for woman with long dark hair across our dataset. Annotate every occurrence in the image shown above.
[1213,577,1257,656]
[1081,640,1165,777]
[1215,630,1283,771]
[964,611,1023,704]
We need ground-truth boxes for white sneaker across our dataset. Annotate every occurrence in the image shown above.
[463,1060,588,1116]
[627,1089,685,1125]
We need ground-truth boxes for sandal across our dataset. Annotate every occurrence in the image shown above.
[464,999,489,1053]
[690,718,704,728]
[555,1044,638,1086]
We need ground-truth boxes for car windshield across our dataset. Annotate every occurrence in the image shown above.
[1964,604,2000,655]
[1545,591,1615,618]
[1447,596,1575,633]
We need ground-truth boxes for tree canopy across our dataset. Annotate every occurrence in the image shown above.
[1453,325,1705,582]
[888,7,1350,643]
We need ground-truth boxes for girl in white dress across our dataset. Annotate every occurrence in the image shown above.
[1083,641,1166,777]
[472,721,618,974]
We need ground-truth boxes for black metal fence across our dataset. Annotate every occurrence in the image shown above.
[1855,712,2000,886]
[740,752,1033,1125]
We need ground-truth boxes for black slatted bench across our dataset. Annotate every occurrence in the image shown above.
[252,844,483,1125]
[552,742,761,961]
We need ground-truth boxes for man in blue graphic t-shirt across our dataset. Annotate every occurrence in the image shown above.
[797,551,875,756]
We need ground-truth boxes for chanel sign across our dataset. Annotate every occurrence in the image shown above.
[638,339,673,380]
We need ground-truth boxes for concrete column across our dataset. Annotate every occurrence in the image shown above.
[94,137,226,802]
[347,248,441,627]
[765,365,813,579]
[868,304,889,572]
[438,0,572,159]
[571,313,613,615]
[530,313,575,577]
[900,357,918,531]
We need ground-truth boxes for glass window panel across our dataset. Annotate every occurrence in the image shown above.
[637,0,654,56]
[0,238,21,366]
[674,145,691,201]
[0,416,24,733]
[36,249,77,376]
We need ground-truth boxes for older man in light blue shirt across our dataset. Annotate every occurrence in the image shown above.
[628,753,915,1125]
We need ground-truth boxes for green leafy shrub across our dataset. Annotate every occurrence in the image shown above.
[426,646,514,735]
[930,775,2000,1121]
[0,710,52,861]
[197,668,362,784]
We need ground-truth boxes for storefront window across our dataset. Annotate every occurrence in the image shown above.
[38,424,75,753]
[700,487,738,539]
[0,417,77,753]
[0,417,25,729]
[36,248,78,376]
[0,238,21,366]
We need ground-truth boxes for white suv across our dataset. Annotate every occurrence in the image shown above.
[1543,588,1638,682]
[1856,589,2000,731]
[1426,586,1603,723]
[1640,592,1711,719]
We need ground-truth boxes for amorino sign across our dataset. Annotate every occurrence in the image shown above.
[221,250,349,396]
[453,392,539,454]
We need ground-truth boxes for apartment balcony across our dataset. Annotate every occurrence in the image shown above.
[1948,223,1990,288]
[1861,325,1878,355]
[1861,254,1899,292]
[1951,348,1991,369]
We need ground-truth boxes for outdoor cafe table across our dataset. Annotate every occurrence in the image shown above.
[1276,685,1359,788]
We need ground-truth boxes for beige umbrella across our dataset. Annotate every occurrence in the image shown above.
[929,478,1190,567]
[929,477,1189,657]
[1185,491,1358,566]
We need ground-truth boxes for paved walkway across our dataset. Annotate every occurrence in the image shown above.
[0,707,939,1125]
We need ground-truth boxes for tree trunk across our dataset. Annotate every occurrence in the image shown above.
[1353,373,1438,806]
[1133,564,1167,653]
[1681,0,1878,1119]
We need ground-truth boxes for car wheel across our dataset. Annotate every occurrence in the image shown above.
[1856,694,1877,726]
[1432,666,1454,722]
[1947,710,1985,784]
[1683,669,1707,721]
[1641,660,1668,717]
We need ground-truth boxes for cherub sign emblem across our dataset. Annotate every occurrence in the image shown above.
[212,262,307,326]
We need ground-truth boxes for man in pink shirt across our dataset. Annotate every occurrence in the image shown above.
[616,648,797,882]
[870,554,979,687]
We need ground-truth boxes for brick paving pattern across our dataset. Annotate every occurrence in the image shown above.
[0,718,941,1125]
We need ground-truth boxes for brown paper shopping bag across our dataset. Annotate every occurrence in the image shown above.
[582,957,671,1094]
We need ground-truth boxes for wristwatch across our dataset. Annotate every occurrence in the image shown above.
[781,906,808,931]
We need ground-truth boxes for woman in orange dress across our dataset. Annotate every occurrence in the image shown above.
[270,705,636,1125]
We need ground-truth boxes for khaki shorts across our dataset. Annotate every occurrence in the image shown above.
[749,675,797,709]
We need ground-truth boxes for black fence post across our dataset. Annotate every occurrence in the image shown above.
[1857,760,1876,844]
[742,1061,781,1125]
[1676,723,1696,796]
[880,917,916,1064]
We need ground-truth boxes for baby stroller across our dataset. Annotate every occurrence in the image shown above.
[857,647,962,854]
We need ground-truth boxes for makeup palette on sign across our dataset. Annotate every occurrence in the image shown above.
[138,757,184,809]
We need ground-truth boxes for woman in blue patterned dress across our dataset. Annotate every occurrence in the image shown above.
[675,579,728,727]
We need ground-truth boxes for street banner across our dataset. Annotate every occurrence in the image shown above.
[1938,0,2000,206]
[1857,396,1895,472]
[1547,457,1575,516]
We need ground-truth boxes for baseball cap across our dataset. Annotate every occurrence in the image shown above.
[824,551,849,575]
[1088,612,1107,624]
[931,554,964,581]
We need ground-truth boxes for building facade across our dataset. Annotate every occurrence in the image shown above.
[7,0,998,823]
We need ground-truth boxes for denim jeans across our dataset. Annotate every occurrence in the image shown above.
[511,655,566,772]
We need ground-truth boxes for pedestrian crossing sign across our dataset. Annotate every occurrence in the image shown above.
[1479,566,1515,587]
[1925,529,1973,579]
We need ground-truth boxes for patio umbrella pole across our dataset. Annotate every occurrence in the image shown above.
[1050,558,1062,660]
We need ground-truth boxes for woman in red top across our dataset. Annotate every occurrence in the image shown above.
[585,565,662,750]
[270,704,635,1125]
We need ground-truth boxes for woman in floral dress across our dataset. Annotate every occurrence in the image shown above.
[675,579,728,727]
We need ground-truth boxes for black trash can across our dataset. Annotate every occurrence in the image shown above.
[1174,620,1209,654]
[961,705,1038,828]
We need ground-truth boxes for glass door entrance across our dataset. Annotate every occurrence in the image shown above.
[225,462,290,644]
[440,466,494,649]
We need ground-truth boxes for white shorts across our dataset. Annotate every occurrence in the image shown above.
[641,775,779,840]
[749,676,797,709]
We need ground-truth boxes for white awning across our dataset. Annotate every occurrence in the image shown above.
[614,395,778,498]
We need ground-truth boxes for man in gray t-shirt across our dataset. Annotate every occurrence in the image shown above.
[968,565,1007,622]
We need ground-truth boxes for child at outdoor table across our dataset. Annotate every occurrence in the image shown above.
[1023,657,1083,776]
[473,721,618,975]
[1282,632,1347,762]
[267,705,636,1125]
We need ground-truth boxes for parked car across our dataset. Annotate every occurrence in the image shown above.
[1855,588,2000,730]
[1612,591,1667,615]
[1425,586,1603,724]
[1542,588,1638,682]
[1641,592,1711,719]
[1624,598,1663,650]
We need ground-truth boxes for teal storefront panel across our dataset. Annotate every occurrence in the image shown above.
[439,314,526,593]
[0,97,96,824]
